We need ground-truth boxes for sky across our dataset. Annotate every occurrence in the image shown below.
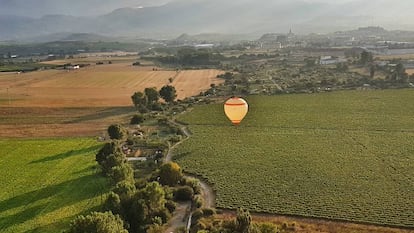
[0,0,170,17]
[0,0,413,26]
[0,0,366,17]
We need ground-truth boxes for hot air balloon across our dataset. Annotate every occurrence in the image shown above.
[224,97,248,125]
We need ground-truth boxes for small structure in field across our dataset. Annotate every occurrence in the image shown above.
[65,64,80,70]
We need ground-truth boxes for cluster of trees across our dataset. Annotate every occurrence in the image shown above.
[0,41,148,57]
[358,51,410,84]
[99,160,198,233]
[95,140,132,183]
[70,113,204,233]
[131,86,176,113]
[69,211,128,233]
[191,208,289,233]
[155,48,222,67]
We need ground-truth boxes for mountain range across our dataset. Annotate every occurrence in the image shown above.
[1,0,414,41]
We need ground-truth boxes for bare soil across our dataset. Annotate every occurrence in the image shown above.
[0,106,133,138]
[0,63,224,107]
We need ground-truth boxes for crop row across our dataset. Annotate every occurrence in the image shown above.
[174,90,414,228]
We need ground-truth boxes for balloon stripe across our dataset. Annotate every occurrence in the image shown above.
[224,103,247,106]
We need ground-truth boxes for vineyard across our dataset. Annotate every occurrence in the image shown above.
[0,138,109,232]
[174,89,414,227]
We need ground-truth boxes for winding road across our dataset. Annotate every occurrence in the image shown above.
[164,122,216,233]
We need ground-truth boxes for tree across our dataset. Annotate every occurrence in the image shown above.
[395,63,408,82]
[360,51,373,66]
[236,208,252,233]
[145,87,159,103]
[131,91,148,109]
[107,124,127,140]
[113,180,136,198]
[96,141,126,175]
[130,114,144,124]
[370,65,376,78]
[137,182,167,212]
[68,211,128,233]
[159,162,183,186]
[96,141,121,164]
[305,57,317,67]
[159,85,177,103]
[125,182,169,233]
[110,163,134,183]
[104,192,122,214]
[174,186,194,201]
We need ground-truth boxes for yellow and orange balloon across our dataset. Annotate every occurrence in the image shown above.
[224,97,248,125]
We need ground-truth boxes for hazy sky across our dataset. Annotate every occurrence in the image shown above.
[0,0,359,17]
[0,0,413,20]
[0,0,170,17]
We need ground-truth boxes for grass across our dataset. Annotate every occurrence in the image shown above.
[0,138,109,233]
[174,89,414,228]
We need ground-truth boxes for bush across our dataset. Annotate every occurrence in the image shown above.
[181,177,201,194]
[107,124,127,140]
[257,222,280,233]
[174,186,194,201]
[159,162,183,186]
[136,104,148,113]
[201,208,216,217]
[149,102,164,111]
[68,211,128,233]
[191,209,204,223]
[192,194,204,209]
[153,208,171,224]
[157,117,168,126]
[165,200,177,213]
[169,135,182,143]
[130,114,144,124]
[113,180,136,197]
[281,221,296,231]
[110,163,134,183]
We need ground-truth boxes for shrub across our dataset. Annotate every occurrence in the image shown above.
[201,208,216,217]
[149,102,164,111]
[181,177,201,194]
[68,211,128,233]
[174,186,194,201]
[159,162,183,186]
[113,180,136,197]
[153,208,171,224]
[130,114,144,124]
[165,200,177,213]
[192,194,204,209]
[107,124,127,140]
[191,209,204,224]
[169,135,182,144]
[157,117,168,126]
[257,222,280,233]
[110,163,134,184]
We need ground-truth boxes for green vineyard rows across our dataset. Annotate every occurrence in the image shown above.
[174,89,414,227]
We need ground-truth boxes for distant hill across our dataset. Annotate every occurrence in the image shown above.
[1,0,414,41]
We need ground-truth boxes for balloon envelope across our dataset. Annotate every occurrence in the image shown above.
[224,97,248,125]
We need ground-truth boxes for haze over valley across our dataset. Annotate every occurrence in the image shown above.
[2,0,414,41]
